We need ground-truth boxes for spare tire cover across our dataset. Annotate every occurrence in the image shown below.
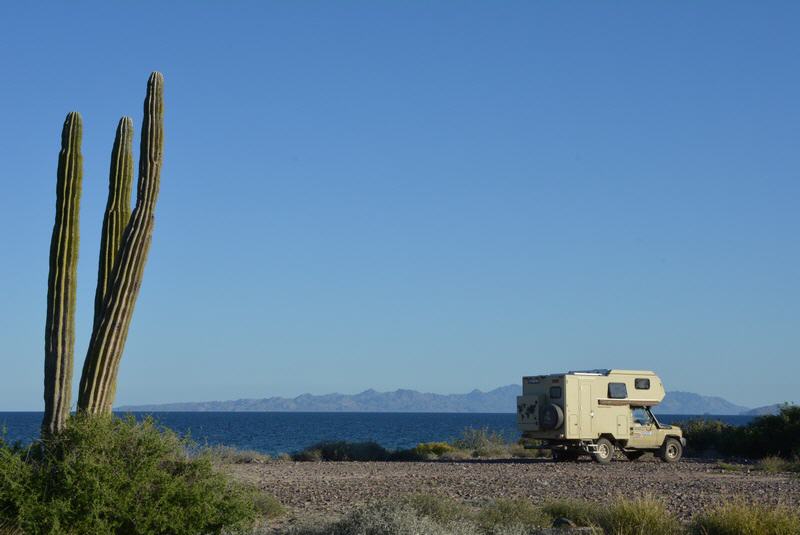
[540,403,564,430]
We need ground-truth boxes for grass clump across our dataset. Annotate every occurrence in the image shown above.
[287,501,478,535]
[542,497,679,534]
[541,499,604,528]
[284,494,800,535]
[474,498,551,533]
[0,415,269,535]
[691,502,800,534]
[399,494,469,525]
[601,497,680,535]
[451,427,508,458]
[756,456,800,474]
[253,492,286,519]
[206,444,271,464]
[414,442,455,458]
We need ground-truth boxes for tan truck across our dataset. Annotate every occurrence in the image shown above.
[517,369,685,463]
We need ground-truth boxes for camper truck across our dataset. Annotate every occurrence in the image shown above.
[517,369,685,463]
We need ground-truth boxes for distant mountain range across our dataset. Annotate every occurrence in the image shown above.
[117,385,788,415]
[741,403,791,416]
[656,391,748,415]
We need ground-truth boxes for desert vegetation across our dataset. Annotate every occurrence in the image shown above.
[0,72,278,535]
[288,408,800,466]
[270,493,800,535]
[43,72,164,434]
[289,427,545,462]
[0,416,281,534]
[681,405,800,468]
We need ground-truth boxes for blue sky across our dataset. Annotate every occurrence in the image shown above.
[0,2,798,410]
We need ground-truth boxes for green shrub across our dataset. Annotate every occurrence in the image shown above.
[475,498,551,533]
[451,427,507,452]
[292,441,391,462]
[745,405,800,459]
[414,442,455,457]
[681,405,800,460]
[691,502,800,534]
[447,427,514,458]
[0,415,262,535]
[681,419,739,455]
[292,447,323,462]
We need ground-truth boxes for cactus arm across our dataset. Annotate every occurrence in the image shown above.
[78,72,164,414]
[43,112,83,435]
[93,117,134,330]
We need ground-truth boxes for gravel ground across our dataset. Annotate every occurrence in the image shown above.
[229,457,800,522]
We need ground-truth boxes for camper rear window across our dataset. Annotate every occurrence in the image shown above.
[635,378,650,390]
[608,382,628,399]
[549,386,562,399]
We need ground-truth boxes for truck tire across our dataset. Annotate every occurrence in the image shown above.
[540,404,564,430]
[593,438,614,464]
[659,438,682,463]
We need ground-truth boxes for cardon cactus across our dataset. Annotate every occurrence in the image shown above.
[93,117,134,330]
[78,72,164,414]
[43,112,83,435]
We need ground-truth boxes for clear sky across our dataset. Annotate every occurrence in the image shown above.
[0,2,797,410]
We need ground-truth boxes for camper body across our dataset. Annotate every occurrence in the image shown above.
[517,369,685,463]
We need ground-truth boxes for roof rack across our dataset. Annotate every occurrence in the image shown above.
[568,369,611,376]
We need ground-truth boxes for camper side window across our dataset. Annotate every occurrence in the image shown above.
[635,378,650,390]
[549,386,562,399]
[608,382,628,399]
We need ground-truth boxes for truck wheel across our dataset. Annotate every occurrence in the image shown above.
[540,404,564,430]
[593,438,614,464]
[659,438,682,463]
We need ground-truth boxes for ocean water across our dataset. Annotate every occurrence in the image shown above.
[0,412,754,455]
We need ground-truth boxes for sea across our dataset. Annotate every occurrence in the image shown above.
[0,412,754,455]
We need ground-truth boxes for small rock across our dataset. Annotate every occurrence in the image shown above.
[552,517,576,528]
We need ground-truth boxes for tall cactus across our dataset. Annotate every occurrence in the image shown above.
[43,112,83,435]
[93,117,134,330]
[78,72,164,414]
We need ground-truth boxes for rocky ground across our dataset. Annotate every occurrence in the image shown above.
[229,456,800,524]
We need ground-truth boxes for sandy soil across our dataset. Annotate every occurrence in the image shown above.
[229,457,799,522]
